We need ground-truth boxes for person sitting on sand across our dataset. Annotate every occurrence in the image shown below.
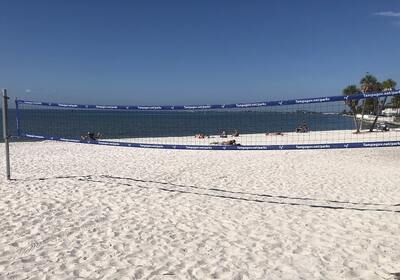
[232,130,239,137]
[195,133,206,139]
[81,131,102,141]
[377,123,389,132]
[302,122,309,132]
[296,122,309,133]
[220,131,227,138]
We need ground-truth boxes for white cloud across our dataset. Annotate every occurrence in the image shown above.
[374,11,400,17]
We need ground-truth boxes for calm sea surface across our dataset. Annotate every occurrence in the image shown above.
[0,109,356,140]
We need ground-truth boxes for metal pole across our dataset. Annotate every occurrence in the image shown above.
[2,89,11,180]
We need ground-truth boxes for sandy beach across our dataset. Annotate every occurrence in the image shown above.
[114,129,400,146]
[1,140,400,279]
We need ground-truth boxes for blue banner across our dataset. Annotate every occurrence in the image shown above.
[21,133,400,151]
[16,89,400,111]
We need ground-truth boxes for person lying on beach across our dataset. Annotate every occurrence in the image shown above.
[232,130,240,137]
[210,139,240,146]
[266,132,284,136]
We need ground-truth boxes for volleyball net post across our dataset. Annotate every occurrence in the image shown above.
[2,89,11,180]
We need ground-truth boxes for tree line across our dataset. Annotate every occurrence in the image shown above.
[342,74,398,133]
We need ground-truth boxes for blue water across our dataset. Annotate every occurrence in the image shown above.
[9,108,356,140]
[0,110,18,141]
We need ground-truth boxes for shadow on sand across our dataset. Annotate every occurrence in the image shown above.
[17,174,400,214]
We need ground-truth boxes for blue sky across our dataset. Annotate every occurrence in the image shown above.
[1,0,399,105]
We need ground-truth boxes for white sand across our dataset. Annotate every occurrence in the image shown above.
[0,140,400,279]
[112,129,400,146]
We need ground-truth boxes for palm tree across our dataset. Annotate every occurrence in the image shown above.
[359,75,376,130]
[382,79,397,92]
[382,79,398,109]
[360,74,379,112]
[343,85,361,133]
[361,74,381,109]
[360,74,381,92]
[359,74,386,131]
[369,79,397,131]
[388,78,400,108]
[392,96,400,108]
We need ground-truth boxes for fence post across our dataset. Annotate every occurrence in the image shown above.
[2,89,11,180]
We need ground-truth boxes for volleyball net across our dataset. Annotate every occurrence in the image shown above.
[15,90,400,150]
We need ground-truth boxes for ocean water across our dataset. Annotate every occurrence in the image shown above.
[0,110,18,140]
[9,108,356,140]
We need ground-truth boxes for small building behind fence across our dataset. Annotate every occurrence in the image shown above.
[382,108,400,117]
